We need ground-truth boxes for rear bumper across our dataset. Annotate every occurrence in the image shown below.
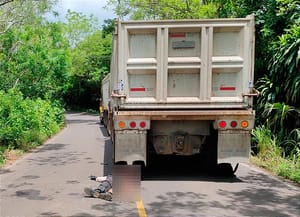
[114,110,255,121]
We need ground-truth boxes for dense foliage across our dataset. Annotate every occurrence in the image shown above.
[62,11,112,109]
[0,90,64,163]
[0,1,113,165]
[0,0,66,164]
[0,23,70,100]
[254,0,300,157]
[252,126,300,182]
[63,30,112,109]
[107,0,244,19]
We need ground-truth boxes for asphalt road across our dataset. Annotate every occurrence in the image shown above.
[0,112,299,217]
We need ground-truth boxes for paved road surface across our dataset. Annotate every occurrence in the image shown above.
[0,112,299,217]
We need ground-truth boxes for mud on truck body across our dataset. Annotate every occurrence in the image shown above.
[101,15,256,171]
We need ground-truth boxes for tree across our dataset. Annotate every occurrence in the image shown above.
[64,30,112,109]
[0,21,70,100]
[0,0,57,34]
[0,0,66,155]
[0,0,13,7]
[63,10,100,47]
[61,11,112,109]
[0,0,70,101]
[106,0,224,19]
[102,19,115,38]
[255,0,300,154]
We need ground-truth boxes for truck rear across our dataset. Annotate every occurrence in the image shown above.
[102,15,256,170]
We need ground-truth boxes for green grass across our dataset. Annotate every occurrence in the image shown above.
[252,126,300,183]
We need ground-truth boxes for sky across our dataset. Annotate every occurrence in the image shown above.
[47,0,116,24]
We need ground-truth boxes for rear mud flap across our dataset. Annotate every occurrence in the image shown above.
[217,130,250,165]
[114,130,147,165]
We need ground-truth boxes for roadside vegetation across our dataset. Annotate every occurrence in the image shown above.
[0,90,64,164]
[0,0,299,184]
[0,0,112,165]
[252,126,300,183]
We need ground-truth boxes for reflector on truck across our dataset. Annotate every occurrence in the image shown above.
[128,69,156,97]
[212,69,241,97]
[130,87,146,92]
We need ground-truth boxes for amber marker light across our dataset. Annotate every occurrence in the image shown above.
[241,120,249,128]
[118,121,126,129]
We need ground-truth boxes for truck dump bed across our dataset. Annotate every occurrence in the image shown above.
[107,16,255,110]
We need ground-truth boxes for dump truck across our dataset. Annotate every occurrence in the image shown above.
[101,15,256,171]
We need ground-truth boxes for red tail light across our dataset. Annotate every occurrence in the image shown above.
[130,121,136,128]
[140,121,146,128]
[219,121,227,128]
[230,121,237,128]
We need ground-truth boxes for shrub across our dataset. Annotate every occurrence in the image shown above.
[252,125,300,183]
[252,125,281,157]
[0,146,5,165]
[0,90,65,152]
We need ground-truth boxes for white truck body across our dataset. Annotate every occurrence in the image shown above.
[102,16,256,167]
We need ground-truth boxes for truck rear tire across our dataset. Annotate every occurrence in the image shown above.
[215,163,239,177]
[133,161,146,180]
